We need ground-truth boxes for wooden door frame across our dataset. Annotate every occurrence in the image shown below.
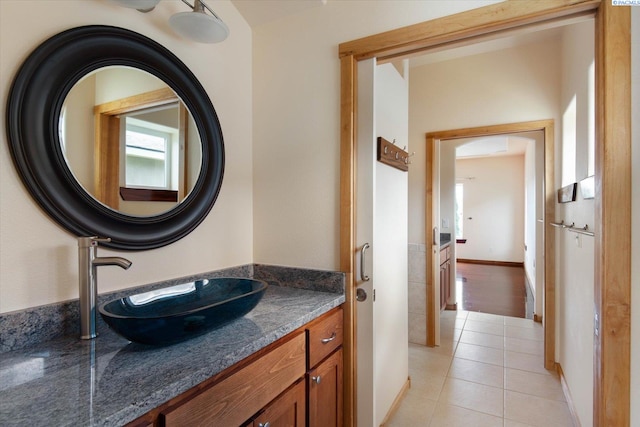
[424,121,555,369]
[338,1,630,426]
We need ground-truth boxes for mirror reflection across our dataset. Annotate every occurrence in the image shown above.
[61,66,202,216]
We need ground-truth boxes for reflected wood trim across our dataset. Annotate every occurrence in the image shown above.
[339,0,599,61]
[93,87,177,115]
[338,0,632,425]
[179,103,188,199]
[339,54,356,427]
[94,114,120,210]
[594,2,631,426]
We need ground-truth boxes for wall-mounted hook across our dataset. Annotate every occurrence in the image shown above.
[377,137,408,172]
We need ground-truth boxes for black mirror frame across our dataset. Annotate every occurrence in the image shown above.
[6,25,224,250]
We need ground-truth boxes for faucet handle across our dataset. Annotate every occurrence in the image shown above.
[78,236,111,247]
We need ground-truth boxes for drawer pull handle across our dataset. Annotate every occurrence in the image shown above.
[259,423,271,427]
[312,375,322,384]
[321,332,337,344]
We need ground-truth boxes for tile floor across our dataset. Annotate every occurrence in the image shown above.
[386,310,574,427]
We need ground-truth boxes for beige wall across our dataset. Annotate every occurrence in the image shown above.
[455,155,526,263]
[0,0,253,313]
[556,20,595,427]
[251,0,500,270]
[408,37,562,245]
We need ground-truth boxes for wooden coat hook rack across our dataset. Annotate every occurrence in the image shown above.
[377,137,412,172]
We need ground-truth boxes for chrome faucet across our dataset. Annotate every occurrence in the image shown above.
[78,236,132,339]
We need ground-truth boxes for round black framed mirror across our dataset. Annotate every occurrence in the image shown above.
[6,25,224,250]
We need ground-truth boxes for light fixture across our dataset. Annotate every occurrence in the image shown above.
[110,0,161,13]
[110,0,229,43]
[169,0,229,44]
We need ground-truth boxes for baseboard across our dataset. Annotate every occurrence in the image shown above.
[533,313,542,323]
[379,376,411,427]
[555,363,581,427]
[457,259,524,268]
[445,303,457,311]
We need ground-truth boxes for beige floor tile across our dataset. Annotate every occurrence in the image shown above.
[504,325,543,341]
[464,319,505,336]
[429,402,503,427]
[448,357,504,388]
[385,387,437,426]
[455,342,504,366]
[459,330,505,350]
[409,344,453,377]
[427,338,459,356]
[504,368,565,401]
[467,311,505,324]
[504,316,537,329]
[504,336,544,356]
[439,378,503,417]
[441,316,467,330]
[504,390,573,426]
[441,327,462,343]
[504,351,551,376]
[456,310,469,319]
[410,372,447,401]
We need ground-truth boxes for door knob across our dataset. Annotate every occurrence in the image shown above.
[356,288,367,302]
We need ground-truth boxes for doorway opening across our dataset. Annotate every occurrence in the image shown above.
[425,121,554,365]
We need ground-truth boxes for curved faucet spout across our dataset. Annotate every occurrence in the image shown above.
[93,257,132,270]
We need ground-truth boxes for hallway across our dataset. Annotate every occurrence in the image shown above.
[387,311,573,426]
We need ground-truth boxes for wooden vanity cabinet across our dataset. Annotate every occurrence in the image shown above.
[161,333,306,426]
[126,306,343,427]
[440,245,451,310]
[306,308,344,427]
[247,379,306,427]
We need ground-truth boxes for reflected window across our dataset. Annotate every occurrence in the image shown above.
[125,122,171,189]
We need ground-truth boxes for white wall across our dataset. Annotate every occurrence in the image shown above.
[630,7,639,427]
[556,20,595,427]
[373,62,409,426]
[0,0,253,313]
[455,155,525,263]
[408,37,562,245]
[251,0,500,270]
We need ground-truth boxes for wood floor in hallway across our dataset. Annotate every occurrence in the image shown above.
[455,262,527,318]
[386,311,572,426]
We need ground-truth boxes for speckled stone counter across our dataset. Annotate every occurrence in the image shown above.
[0,265,345,426]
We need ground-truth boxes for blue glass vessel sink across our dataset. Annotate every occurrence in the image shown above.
[99,278,268,345]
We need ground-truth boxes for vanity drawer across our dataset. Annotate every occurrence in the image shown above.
[306,308,343,369]
[161,332,306,427]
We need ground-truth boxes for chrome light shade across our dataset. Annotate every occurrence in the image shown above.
[169,0,229,43]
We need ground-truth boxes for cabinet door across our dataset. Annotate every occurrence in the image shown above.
[308,348,343,427]
[440,264,446,310]
[253,380,306,427]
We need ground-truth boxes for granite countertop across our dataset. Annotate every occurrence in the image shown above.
[0,284,344,426]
